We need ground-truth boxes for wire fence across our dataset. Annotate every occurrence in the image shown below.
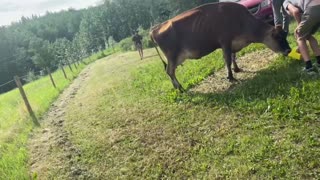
[0,62,87,125]
[0,79,14,88]
[0,51,160,126]
[0,70,46,93]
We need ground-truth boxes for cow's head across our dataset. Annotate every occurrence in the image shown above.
[264,26,291,56]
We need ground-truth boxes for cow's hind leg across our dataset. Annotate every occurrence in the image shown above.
[232,53,242,73]
[166,60,184,92]
[222,46,236,82]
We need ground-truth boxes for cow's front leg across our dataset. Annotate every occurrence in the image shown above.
[166,61,184,92]
[223,47,237,82]
[232,53,242,73]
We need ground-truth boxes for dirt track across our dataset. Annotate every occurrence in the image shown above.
[28,64,94,179]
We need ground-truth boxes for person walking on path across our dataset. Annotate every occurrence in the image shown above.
[132,31,144,60]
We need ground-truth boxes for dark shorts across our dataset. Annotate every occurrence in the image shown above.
[135,43,142,50]
[296,5,320,39]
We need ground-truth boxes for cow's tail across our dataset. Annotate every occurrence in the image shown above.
[150,32,167,70]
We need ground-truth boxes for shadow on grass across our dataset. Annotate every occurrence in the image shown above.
[185,58,320,110]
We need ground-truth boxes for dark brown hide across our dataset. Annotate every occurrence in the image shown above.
[150,2,291,91]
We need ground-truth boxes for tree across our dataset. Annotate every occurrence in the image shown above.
[30,39,57,88]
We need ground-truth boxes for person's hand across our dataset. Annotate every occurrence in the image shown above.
[287,3,302,23]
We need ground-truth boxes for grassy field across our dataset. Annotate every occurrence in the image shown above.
[61,32,320,178]
[0,51,108,179]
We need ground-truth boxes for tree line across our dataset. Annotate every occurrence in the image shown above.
[0,0,218,93]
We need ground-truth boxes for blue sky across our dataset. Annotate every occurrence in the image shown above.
[0,0,102,26]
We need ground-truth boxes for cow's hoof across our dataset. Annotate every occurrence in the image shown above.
[178,86,185,93]
[173,84,185,93]
[234,68,243,73]
[227,77,238,82]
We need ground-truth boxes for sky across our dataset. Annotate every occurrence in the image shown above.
[0,0,102,26]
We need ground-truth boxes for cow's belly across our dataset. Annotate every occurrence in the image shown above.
[176,46,218,65]
[231,38,250,52]
[181,47,217,59]
[181,41,219,58]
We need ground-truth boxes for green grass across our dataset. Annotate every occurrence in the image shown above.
[0,50,110,179]
[63,30,320,179]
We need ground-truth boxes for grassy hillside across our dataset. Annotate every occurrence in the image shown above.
[1,21,320,178]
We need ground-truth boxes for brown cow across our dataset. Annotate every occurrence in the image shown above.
[150,2,291,92]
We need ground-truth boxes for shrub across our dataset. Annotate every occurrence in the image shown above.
[23,71,39,83]
[118,37,135,51]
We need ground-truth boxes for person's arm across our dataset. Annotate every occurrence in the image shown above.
[286,3,302,23]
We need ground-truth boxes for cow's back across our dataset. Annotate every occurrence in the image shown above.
[151,2,259,58]
[171,2,256,41]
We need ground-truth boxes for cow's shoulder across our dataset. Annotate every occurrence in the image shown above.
[157,9,202,35]
[171,9,201,23]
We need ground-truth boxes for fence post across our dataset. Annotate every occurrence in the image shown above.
[67,61,73,72]
[46,67,56,88]
[14,76,39,126]
[61,65,68,79]
[73,62,78,69]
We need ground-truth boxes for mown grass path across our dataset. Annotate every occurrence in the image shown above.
[28,50,158,178]
[28,64,95,179]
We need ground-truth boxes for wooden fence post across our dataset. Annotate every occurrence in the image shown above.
[73,62,78,69]
[14,76,39,126]
[67,61,73,72]
[61,65,68,79]
[46,67,56,88]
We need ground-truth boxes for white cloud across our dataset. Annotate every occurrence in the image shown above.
[0,0,102,26]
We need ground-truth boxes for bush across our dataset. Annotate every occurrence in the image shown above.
[118,38,135,51]
[23,71,39,83]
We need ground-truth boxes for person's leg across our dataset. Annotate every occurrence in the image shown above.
[136,44,142,59]
[299,6,320,68]
[138,44,143,59]
[272,0,284,28]
[307,35,320,66]
[308,36,320,56]
[295,7,319,71]
[297,38,311,64]
[281,3,290,33]
[140,48,143,59]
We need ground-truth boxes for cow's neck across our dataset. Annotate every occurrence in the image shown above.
[251,20,273,43]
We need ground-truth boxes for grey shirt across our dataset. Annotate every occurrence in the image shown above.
[283,0,320,11]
